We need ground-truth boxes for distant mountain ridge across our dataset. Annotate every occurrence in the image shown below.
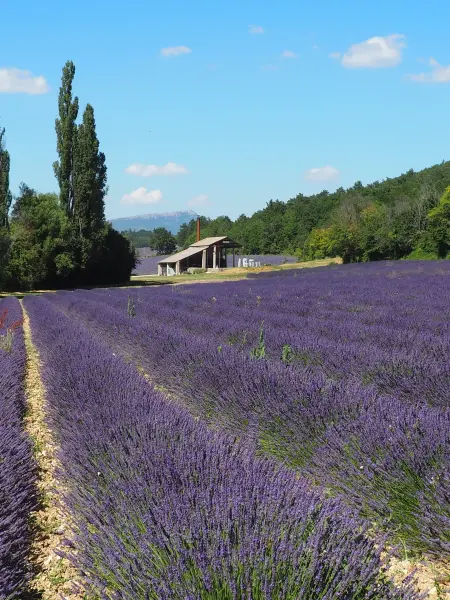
[109,210,198,233]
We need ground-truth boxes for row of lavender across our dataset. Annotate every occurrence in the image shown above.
[24,294,419,599]
[129,261,450,407]
[44,261,450,559]
[132,254,296,275]
[0,298,36,599]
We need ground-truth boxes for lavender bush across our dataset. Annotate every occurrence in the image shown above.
[24,295,420,599]
[0,298,37,599]
[44,261,450,559]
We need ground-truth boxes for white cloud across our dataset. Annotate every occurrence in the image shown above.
[304,166,340,182]
[121,187,163,205]
[249,25,264,35]
[407,57,450,83]
[160,46,192,57]
[329,52,341,60]
[188,194,209,208]
[312,44,319,50]
[125,162,188,177]
[281,50,298,58]
[334,34,406,69]
[0,68,49,94]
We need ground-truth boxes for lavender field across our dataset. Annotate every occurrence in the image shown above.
[0,299,36,598]
[2,261,450,597]
[132,253,297,275]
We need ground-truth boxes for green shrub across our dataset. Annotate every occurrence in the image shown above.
[404,249,439,260]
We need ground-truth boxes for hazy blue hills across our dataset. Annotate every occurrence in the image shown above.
[109,210,198,233]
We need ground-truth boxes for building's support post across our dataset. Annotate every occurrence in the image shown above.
[232,248,235,267]
[202,249,207,270]
[176,261,180,275]
[213,245,217,269]
[157,264,162,276]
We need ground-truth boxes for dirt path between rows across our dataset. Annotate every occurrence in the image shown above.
[21,302,83,600]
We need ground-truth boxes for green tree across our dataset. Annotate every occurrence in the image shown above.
[299,227,335,260]
[87,225,136,284]
[0,125,12,229]
[149,227,177,255]
[73,103,107,237]
[0,124,12,289]
[8,186,74,290]
[51,60,135,286]
[327,195,368,263]
[176,222,192,247]
[72,103,107,267]
[179,216,212,248]
[426,186,450,257]
[0,228,11,288]
[53,60,79,217]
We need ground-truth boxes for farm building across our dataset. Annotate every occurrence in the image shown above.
[157,236,242,276]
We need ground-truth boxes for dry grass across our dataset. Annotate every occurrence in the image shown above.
[129,257,342,286]
[21,302,84,600]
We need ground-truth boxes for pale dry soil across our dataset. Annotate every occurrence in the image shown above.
[386,554,450,599]
[21,303,84,600]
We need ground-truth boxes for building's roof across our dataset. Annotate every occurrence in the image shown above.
[159,235,242,264]
[158,246,203,264]
[190,236,228,247]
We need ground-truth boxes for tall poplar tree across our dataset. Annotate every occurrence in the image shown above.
[73,103,107,239]
[53,61,79,217]
[0,125,12,229]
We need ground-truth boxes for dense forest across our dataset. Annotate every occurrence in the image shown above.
[0,61,135,292]
[171,161,450,262]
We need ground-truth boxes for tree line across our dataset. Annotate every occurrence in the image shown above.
[172,161,450,262]
[0,61,135,291]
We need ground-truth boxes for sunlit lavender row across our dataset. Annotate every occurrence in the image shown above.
[24,294,419,599]
[0,298,36,599]
[45,260,450,560]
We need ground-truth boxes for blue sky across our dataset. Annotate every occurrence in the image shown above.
[1,0,450,220]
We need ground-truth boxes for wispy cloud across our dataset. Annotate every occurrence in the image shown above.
[249,25,264,35]
[332,34,406,69]
[188,194,210,208]
[125,162,188,177]
[121,187,163,205]
[160,46,192,57]
[329,52,341,60]
[281,50,298,59]
[407,57,450,83]
[0,68,49,94]
[304,166,340,182]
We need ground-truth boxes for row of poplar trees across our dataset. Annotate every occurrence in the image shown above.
[0,61,135,291]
